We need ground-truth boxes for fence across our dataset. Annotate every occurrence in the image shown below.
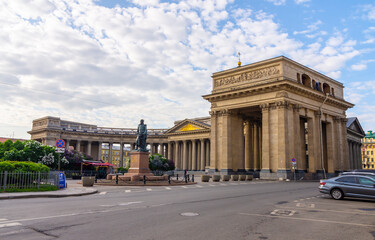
[0,171,60,191]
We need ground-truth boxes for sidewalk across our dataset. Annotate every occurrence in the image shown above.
[0,180,98,200]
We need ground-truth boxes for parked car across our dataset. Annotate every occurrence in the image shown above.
[319,175,375,200]
[341,171,375,178]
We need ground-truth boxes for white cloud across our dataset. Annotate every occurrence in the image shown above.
[351,64,367,71]
[294,0,311,5]
[265,0,286,6]
[0,0,364,138]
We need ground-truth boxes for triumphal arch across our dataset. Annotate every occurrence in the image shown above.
[29,56,353,179]
[202,56,353,179]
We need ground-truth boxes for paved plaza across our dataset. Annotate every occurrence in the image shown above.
[0,180,374,240]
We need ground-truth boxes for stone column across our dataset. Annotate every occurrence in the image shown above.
[326,120,336,173]
[253,122,260,171]
[108,142,113,164]
[221,109,232,172]
[168,142,172,160]
[192,139,197,170]
[244,121,251,171]
[200,139,205,170]
[76,140,81,153]
[209,111,218,171]
[98,142,102,161]
[87,141,92,156]
[206,140,210,167]
[120,142,124,168]
[276,101,289,172]
[260,104,270,173]
[174,142,179,169]
[183,140,188,170]
[159,143,163,155]
[307,111,320,173]
[341,119,349,170]
[66,139,70,150]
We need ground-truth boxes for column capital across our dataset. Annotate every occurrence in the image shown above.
[260,103,270,110]
[293,104,301,112]
[275,100,289,109]
[209,110,218,116]
[220,109,232,116]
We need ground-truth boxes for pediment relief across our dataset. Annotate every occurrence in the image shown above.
[165,119,210,135]
[178,123,203,132]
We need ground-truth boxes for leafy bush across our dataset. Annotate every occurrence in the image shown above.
[149,154,175,171]
[0,161,50,172]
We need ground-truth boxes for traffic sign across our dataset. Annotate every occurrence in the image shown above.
[56,139,65,148]
[55,148,65,153]
[292,158,296,162]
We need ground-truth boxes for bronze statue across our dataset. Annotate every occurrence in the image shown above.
[135,119,148,152]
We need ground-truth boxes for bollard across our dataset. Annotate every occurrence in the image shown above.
[116,174,119,185]
[176,174,178,180]
[192,174,194,182]
[143,175,146,185]
[168,175,171,184]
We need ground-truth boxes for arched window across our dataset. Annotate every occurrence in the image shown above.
[323,83,330,94]
[301,74,311,88]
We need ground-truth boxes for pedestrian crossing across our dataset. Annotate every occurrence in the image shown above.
[0,219,22,229]
[111,181,274,194]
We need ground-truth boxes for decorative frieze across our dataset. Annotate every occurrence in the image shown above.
[214,65,281,88]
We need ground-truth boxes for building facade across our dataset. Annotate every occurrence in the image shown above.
[28,56,355,179]
[362,130,375,170]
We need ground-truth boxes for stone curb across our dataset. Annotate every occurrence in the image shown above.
[0,189,98,200]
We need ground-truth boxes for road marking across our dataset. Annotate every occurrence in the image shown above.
[99,192,107,195]
[280,206,375,216]
[0,223,22,228]
[220,183,226,186]
[209,184,215,186]
[270,209,295,216]
[181,186,188,188]
[119,201,143,206]
[296,203,301,207]
[239,213,375,227]
[146,188,152,191]
[196,185,203,188]
[165,187,171,190]
[0,219,7,222]
[125,190,131,193]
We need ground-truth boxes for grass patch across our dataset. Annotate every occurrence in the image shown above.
[0,184,58,193]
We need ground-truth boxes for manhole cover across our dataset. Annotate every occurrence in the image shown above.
[180,212,199,217]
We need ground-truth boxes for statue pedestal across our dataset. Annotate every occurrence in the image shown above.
[124,151,153,178]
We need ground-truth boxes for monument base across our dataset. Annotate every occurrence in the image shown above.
[123,151,154,178]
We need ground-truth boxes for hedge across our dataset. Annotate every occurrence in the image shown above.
[0,161,50,172]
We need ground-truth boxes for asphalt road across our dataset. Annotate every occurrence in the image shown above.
[0,181,374,240]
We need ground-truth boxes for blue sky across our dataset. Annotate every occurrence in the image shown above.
[0,0,375,138]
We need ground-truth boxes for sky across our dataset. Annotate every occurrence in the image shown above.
[1,0,375,139]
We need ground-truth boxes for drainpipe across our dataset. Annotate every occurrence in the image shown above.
[319,93,329,179]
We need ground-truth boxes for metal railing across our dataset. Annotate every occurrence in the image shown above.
[0,171,60,191]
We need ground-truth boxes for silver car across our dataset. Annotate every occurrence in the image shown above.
[319,175,375,200]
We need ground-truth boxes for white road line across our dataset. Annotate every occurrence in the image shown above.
[119,201,143,206]
[99,192,107,195]
[280,206,375,216]
[146,188,152,191]
[239,213,375,227]
[0,223,22,228]
[165,187,171,190]
[209,184,216,187]
[220,183,226,186]
[125,190,131,193]
[196,185,203,188]
[181,186,188,188]
[0,219,7,222]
